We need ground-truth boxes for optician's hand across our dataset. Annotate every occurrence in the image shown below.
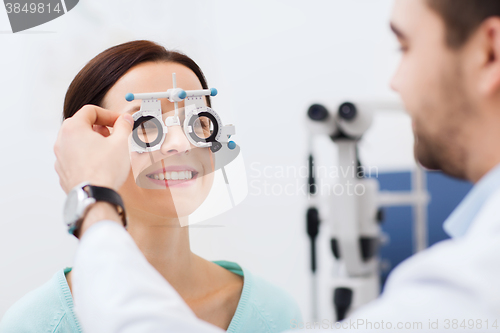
[53,105,134,193]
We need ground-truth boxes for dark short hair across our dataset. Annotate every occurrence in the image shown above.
[426,0,500,48]
[63,40,211,120]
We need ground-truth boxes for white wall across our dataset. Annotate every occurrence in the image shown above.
[0,0,413,322]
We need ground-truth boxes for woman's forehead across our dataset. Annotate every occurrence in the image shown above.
[103,62,203,110]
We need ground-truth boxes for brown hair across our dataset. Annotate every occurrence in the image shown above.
[63,40,211,120]
[427,0,500,49]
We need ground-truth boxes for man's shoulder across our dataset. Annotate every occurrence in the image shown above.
[0,269,74,333]
[388,184,500,287]
[385,223,500,303]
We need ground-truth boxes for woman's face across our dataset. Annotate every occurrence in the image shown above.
[102,61,214,223]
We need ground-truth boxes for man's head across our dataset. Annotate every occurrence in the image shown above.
[390,0,500,182]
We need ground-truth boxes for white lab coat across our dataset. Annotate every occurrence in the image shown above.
[72,221,224,333]
[73,189,500,332]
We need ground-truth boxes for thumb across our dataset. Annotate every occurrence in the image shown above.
[112,114,134,140]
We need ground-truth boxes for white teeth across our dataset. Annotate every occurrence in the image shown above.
[149,171,194,180]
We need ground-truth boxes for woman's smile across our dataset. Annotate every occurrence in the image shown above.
[145,165,199,187]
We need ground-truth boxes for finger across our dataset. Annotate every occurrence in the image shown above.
[93,124,111,137]
[72,105,122,128]
[111,114,134,141]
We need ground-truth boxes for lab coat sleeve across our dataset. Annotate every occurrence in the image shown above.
[72,220,224,333]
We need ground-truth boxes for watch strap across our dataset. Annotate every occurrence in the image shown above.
[86,186,125,214]
[86,185,127,226]
[71,185,127,237]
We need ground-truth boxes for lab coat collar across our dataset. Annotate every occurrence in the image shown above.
[443,163,500,238]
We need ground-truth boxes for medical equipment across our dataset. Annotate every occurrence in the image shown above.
[125,73,247,226]
[305,101,430,321]
[126,79,234,153]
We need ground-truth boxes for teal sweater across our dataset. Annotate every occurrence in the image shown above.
[0,261,302,333]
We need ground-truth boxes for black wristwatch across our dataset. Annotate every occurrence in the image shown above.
[63,181,127,236]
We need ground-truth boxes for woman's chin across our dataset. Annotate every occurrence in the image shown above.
[139,202,200,221]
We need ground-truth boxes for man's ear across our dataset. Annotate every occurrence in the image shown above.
[478,17,500,97]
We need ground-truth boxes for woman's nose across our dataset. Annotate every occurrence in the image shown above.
[160,125,191,156]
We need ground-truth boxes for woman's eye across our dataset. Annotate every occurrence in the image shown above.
[140,121,156,129]
[194,118,210,128]
[193,116,213,139]
[200,119,209,128]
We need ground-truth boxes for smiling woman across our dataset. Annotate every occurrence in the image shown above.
[0,40,302,333]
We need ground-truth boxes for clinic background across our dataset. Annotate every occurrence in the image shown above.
[0,0,471,321]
